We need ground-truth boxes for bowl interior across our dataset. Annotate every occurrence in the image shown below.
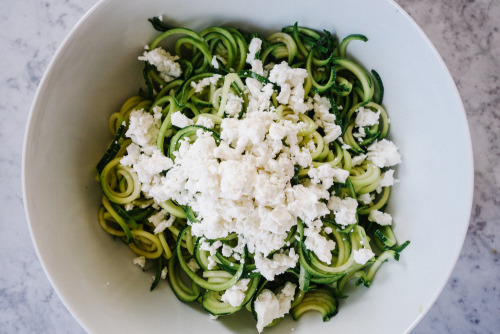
[23,0,473,333]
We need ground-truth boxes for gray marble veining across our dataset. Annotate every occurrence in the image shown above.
[0,0,498,333]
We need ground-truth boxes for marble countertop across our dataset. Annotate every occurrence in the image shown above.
[1,0,498,333]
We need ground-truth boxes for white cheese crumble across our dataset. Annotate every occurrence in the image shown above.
[211,55,219,69]
[138,47,182,82]
[255,282,296,333]
[148,210,175,234]
[246,38,264,75]
[355,107,380,127]
[195,115,215,129]
[368,209,393,225]
[200,240,222,270]
[133,256,146,268]
[327,196,358,228]
[245,78,274,113]
[122,109,160,154]
[304,219,335,264]
[269,61,309,114]
[171,111,194,128]
[286,184,329,225]
[380,169,398,187]
[254,249,299,281]
[376,169,399,193]
[351,153,367,166]
[312,94,342,143]
[308,164,349,189]
[358,193,374,205]
[120,119,174,198]
[190,74,222,93]
[225,93,244,117]
[353,248,375,265]
[367,139,402,168]
[221,278,250,307]
[353,126,367,140]
[160,267,168,279]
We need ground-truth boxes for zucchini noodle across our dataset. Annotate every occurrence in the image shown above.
[95,19,409,332]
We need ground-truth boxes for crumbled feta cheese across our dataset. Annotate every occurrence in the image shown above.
[308,164,349,189]
[214,141,241,161]
[211,55,219,69]
[138,47,182,82]
[190,74,222,93]
[221,244,233,257]
[255,282,296,333]
[246,38,264,75]
[199,240,223,270]
[380,169,398,187]
[219,160,256,200]
[224,93,244,116]
[254,249,299,281]
[353,248,375,265]
[353,126,367,140]
[323,123,342,144]
[148,210,175,234]
[221,278,250,307]
[351,154,367,166]
[358,193,374,205]
[355,107,380,127]
[327,196,358,227]
[341,140,351,150]
[195,115,215,129]
[304,220,335,264]
[152,105,163,119]
[123,109,160,154]
[123,147,173,198]
[137,149,174,183]
[259,204,295,234]
[287,184,329,224]
[289,145,313,168]
[367,139,402,168]
[133,256,146,268]
[245,78,274,113]
[171,111,194,128]
[269,62,309,113]
[312,94,341,143]
[161,267,168,279]
[368,209,393,225]
[376,168,399,194]
[147,209,167,226]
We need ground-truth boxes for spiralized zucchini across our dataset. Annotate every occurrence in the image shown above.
[95,19,409,332]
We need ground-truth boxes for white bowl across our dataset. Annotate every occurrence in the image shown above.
[23,0,473,333]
